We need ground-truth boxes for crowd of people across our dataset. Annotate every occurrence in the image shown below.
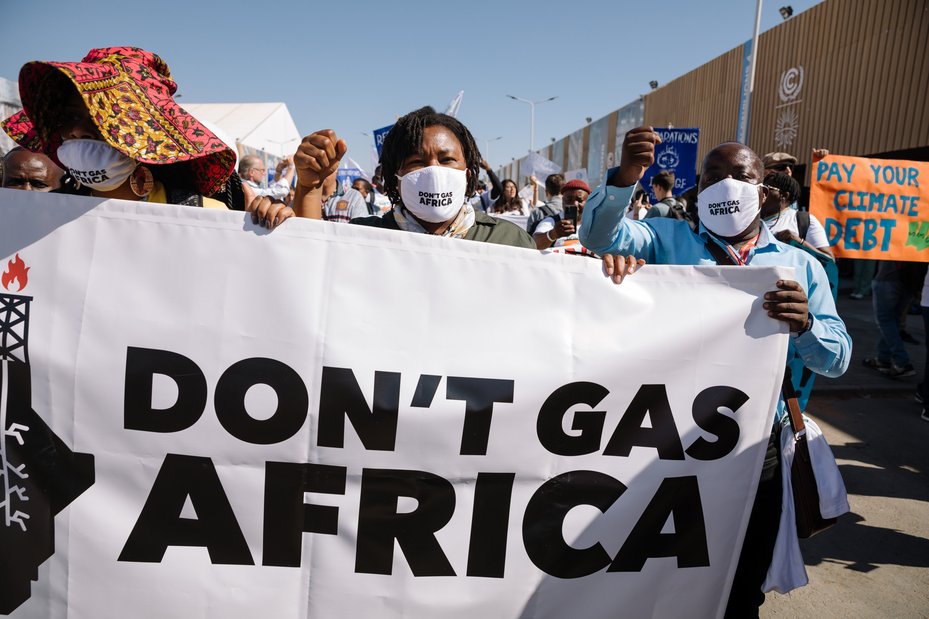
[0,44,922,617]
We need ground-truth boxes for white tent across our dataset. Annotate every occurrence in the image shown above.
[181,102,301,161]
[0,76,22,155]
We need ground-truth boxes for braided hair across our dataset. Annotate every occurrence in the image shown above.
[380,106,481,207]
[763,172,800,205]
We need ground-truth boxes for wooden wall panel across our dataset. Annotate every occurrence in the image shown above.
[642,47,744,164]
[638,0,929,173]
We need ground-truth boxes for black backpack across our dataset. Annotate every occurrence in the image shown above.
[527,203,559,235]
[663,198,687,221]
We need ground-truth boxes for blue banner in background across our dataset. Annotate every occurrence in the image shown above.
[736,38,752,144]
[641,128,700,200]
[373,124,394,157]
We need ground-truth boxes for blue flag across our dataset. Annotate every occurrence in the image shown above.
[641,128,700,201]
[373,124,394,157]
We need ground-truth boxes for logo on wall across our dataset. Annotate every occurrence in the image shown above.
[0,253,95,615]
[778,66,804,103]
[774,66,805,149]
[656,145,681,169]
[774,107,800,149]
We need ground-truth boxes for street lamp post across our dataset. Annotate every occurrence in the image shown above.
[742,0,764,144]
[483,136,503,164]
[506,95,557,153]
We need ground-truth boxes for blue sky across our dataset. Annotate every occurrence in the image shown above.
[1,0,823,173]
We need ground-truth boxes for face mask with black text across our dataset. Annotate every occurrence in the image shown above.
[397,165,467,223]
[57,139,138,191]
[696,178,761,238]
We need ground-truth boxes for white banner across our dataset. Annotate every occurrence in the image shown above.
[0,190,789,619]
[520,152,561,182]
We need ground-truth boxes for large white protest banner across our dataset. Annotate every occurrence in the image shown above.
[0,189,790,619]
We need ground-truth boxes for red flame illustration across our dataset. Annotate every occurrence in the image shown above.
[1,254,29,292]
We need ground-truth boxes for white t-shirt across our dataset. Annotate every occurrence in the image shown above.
[764,208,829,249]
[323,188,369,223]
[535,216,581,247]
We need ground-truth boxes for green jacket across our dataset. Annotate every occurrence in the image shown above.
[351,209,536,249]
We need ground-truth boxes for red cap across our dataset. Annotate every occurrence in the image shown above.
[561,179,591,194]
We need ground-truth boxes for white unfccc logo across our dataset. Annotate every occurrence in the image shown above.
[778,66,804,103]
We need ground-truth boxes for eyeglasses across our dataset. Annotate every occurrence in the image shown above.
[767,163,790,172]
[764,185,781,193]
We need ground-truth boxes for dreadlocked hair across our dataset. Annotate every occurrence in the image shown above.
[763,172,800,204]
[380,106,481,207]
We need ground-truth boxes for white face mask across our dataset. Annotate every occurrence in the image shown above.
[397,165,467,223]
[696,178,762,238]
[57,139,138,191]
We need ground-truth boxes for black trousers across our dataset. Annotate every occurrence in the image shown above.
[724,429,784,619]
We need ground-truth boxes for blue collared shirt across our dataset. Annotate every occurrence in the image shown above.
[579,176,852,421]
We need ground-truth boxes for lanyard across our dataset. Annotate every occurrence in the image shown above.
[723,233,760,265]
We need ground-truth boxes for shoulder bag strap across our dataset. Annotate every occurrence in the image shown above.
[781,366,806,439]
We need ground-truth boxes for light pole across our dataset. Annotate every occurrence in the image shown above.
[483,136,503,164]
[506,95,557,153]
[740,0,764,144]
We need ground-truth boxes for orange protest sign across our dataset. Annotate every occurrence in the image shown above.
[810,154,929,261]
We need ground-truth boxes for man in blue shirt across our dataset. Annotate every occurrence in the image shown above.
[579,128,851,618]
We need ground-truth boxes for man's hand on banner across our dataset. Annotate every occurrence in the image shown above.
[295,130,347,192]
[246,196,295,230]
[764,279,810,332]
[601,254,647,284]
[609,127,662,188]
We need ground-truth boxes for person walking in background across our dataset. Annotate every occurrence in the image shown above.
[864,261,928,378]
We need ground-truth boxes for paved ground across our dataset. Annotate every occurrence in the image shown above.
[761,284,929,618]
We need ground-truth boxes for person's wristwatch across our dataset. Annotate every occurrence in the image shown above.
[546,230,557,243]
[795,313,814,336]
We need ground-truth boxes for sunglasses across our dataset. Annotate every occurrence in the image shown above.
[767,163,791,172]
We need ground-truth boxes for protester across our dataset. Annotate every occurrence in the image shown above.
[478,159,504,212]
[864,261,927,377]
[919,269,929,421]
[323,184,368,223]
[1,147,65,192]
[351,178,375,214]
[1,48,246,210]
[532,179,591,251]
[579,127,851,618]
[643,169,681,219]
[762,152,797,178]
[491,178,529,215]
[239,154,294,201]
[761,172,833,258]
[627,190,650,220]
[763,148,830,211]
[850,260,877,300]
[526,173,564,235]
[291,107,534,248]
[468,181,488,209]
